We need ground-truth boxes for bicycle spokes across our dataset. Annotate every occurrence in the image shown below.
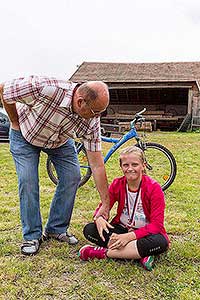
[143,142,176,190]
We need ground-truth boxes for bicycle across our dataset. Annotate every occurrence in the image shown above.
[47,108,177,191]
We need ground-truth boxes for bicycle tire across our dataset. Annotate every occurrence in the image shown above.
[76,145,92,187]
[46,156,58,185]
[136,142,177,191]
[46,144,92,187]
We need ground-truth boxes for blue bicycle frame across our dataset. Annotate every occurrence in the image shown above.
[101,127,140,163]
[76,127,140,170]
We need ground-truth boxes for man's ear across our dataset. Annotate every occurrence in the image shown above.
[77,96,84,108]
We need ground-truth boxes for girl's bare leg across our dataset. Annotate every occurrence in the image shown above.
[107,240,141,259]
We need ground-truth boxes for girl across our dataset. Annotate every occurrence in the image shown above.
[79,146,169,270]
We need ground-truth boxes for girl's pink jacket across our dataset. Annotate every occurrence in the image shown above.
[94,175,169,244]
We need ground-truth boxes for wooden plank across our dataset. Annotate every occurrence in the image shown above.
[116,110,165,115]
[0,138,9,143]
[102,115,181,121]
[101,123,120,133]
[118,121,152,132]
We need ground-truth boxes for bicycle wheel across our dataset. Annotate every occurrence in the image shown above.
[46,157,58,185]
[137,142,177,191]
[76,144,92,187]
[46,144,92,187]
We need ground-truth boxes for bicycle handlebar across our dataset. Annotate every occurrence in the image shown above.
[136,108,147,115]
[100,108,147,133]
[130,107,146,127]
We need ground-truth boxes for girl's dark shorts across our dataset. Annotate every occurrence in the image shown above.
[83,222,169,258]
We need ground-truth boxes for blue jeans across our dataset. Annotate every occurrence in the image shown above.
[9,129,81,240]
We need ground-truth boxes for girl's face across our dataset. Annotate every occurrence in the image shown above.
[120,153,145,182]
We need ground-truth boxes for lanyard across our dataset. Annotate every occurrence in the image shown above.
[125,181,142,227]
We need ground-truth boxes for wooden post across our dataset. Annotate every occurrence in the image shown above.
[188,89,193,115]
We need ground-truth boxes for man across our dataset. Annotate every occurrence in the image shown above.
[0,75,110,255]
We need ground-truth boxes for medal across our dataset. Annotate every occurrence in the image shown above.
[125,181,142,229]
[127,219,132,226]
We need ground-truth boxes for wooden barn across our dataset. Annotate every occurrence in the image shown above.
[70,61,200,131]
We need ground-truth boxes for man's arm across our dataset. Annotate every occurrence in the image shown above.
[86,150,112,240]
[86,150,110,219]
[0,84,20,130]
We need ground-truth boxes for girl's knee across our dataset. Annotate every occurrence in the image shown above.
[83,223,96,238]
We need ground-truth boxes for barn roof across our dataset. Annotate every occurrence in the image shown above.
[69,61,200,86]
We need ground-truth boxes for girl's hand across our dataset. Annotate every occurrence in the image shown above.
[95,216,114,242]
[108,232,135,250]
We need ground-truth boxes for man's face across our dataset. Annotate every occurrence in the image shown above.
[75,81,110,119]
[78,98,108,119]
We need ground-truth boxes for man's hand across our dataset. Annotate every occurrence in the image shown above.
[10,121,20,130]
[108,232,135,250]
[95,216,114,242]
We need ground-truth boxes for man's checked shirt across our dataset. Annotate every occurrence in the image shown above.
[3,75,101,150]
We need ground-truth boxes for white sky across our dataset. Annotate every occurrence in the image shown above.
[1,0,200,81]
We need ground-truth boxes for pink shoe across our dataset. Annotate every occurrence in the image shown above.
[140,256,154,271]
[78,245,107,261]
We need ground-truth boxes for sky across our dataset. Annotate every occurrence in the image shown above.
[1,0,200,82]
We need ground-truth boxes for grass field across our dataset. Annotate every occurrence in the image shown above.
[0,131,200,300]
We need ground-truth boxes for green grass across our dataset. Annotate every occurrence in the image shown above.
[0,131,200,300]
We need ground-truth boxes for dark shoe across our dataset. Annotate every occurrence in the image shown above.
[21,239,42,256]
[43,230,78,245]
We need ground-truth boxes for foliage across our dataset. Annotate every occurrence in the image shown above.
[0,132,200,300]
